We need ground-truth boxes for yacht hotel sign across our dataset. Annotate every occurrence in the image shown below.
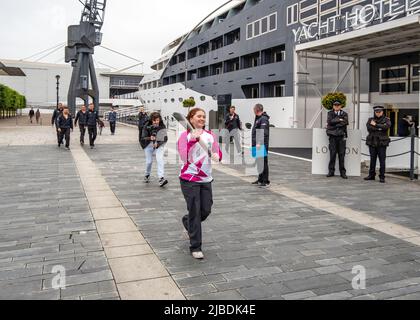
[289,0,420,43]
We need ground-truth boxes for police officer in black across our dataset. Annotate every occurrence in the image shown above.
[74,105,88,146]
[86,103,99,149]
[326,101,349,179]
[52,103,64,144]
[251,104,270,187]
[364,106,391,183]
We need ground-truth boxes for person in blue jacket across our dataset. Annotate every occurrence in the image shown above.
[108,107,117,135]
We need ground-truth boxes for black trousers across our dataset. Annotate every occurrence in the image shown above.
[328,136,346,174]
[79,125,86,143]
[369,146,387,179]
[58,128,71,148]
[88,126,97,146]
[56,128,60,143]
[257,155,269,184]
[110,122,116,134]
[180,179,213,252]
[138,126,144,144]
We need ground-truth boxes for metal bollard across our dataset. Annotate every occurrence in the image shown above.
[410,126,416,181]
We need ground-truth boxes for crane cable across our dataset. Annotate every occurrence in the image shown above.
[21,42,66,61]
[34,44,66,62]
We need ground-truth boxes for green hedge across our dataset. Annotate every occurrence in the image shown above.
[0,84,26,117]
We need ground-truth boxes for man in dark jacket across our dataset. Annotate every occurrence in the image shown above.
[364,106,391,183]
[251,104,270,187]
[29,108,35,123]
[138,107,149,144]
[224,106,242,154]
[57,107,73,150]
[326,101,349,179]
[52,103,64,144]
[75,105,88,146]
[108,107,117,135]
[86,104,99,149]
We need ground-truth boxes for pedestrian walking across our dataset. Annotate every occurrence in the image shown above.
[326,101,349,179]
[224,106,242,155]
[52,103,64,144]
[141,112,168,187]
[35,109,41,124]
[108,107,117,135]
[98,119,105,136]
[57,107,73,150]
[29,107,35,124]
[177,108,222,259]
[138,107,149,145]
[364,106,391,183]
[75,105,88,146]
[251,104,270,187]
[86,104,99,149]
[398,114,415,137]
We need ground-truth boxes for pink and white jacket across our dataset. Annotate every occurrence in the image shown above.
[177,130,222,183]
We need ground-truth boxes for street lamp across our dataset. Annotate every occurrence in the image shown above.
[55,75,60,109]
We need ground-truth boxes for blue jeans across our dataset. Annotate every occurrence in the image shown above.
[144,143,165,178]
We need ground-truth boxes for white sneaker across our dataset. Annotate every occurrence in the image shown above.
[192,251,204,259]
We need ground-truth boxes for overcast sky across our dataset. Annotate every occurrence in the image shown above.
[0,0,228,73]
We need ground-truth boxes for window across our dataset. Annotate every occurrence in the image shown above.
[188,47,198,59]
[247,12,277,40]
[179,98,184,102]
[413,81,419,92]
[198,66,209,78]
[242,84,260,99]
[262,45,285,65]
[198,42,210,55]
[171,98,175,103]
[262,81,285,98]
[253,21,261,37]
[224,57,240,73]
[210,36,224,51]
[261,17,268,34]
[269,13,277,31]
[381,82,407,93]
[246,23,253,40]
[200,96,206,101]
[187,69,198,81]
[242,52,260,69]
[164,99,168,103]
[379,65,409,94]
[210,62,223,76]
[224,28,240,46]
[287,4,299,26]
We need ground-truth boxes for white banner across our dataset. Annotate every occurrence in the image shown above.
[312,128,362,176]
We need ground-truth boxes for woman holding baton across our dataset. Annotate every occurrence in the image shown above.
[177,108,222,259]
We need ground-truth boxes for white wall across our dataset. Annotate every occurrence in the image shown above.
[0,60,110,107]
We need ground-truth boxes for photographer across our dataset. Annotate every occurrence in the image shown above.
[141,112,168,187]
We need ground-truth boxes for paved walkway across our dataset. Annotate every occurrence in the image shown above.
[1,120,420,300]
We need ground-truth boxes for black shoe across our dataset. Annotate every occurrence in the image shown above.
[144,175,150,183]
[252,180,261,185]
[364,176,375,181]
[380,178,385,183]
[341,174,348,180]
[326,172,335,178]
[159,178,168,187]
[65,147,70,151]
[58,143,61,148]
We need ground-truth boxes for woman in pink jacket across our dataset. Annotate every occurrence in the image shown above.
[177,108,222,260]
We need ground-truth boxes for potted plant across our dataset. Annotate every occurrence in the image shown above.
[322,92,347,110]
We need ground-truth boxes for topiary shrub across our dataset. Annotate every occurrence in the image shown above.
[322,92,347,110]
[182,97,196,109]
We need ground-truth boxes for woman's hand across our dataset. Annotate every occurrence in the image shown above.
[211,153,220,162]
[191,129,203,140]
